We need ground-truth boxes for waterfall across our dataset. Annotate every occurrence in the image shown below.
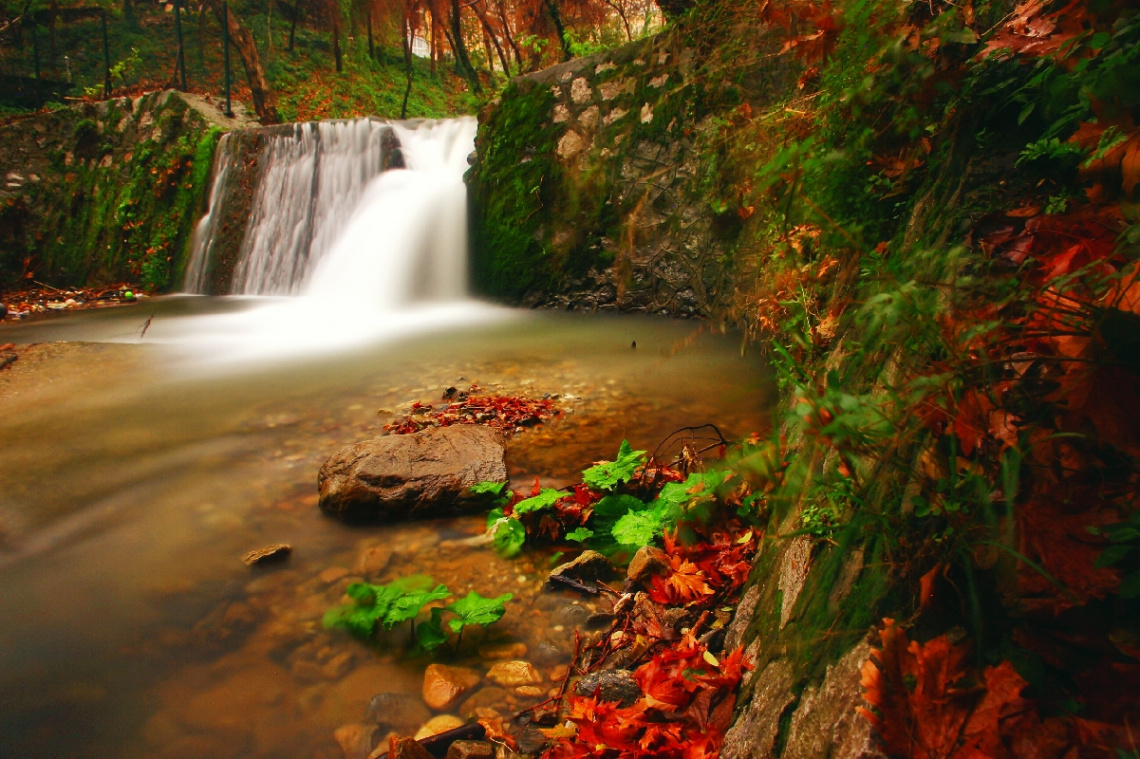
[182,132,238,294]
[163,116,503,369]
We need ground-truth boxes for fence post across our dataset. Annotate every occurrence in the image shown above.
[101,9,112,97]
[173,0,187,90]
[222,1,233,117]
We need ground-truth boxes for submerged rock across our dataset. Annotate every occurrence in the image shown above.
[243,543,292,566]
[422,664,482,711]
[318,426,507,521]
[486,660,542,687]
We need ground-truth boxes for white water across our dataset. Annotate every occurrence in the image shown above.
[182,132,237,294]
[162,116,507,370]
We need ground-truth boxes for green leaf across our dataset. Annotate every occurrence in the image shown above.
[565,527,595,542]
[470,481,508,496]
[383,584,451,628]
[486,506,505,531]
[514,488,563,515]
[444,591,513,633]
[388,575,437,593]
[1120,571,1140,600]
[416,608,449,651]
[491,517,526,557]
[592,493,647,519]
[582,440,646,490]
[1094,544,1133,568]
[612,509,664,547]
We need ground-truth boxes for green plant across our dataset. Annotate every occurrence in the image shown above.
[323,576,513,652]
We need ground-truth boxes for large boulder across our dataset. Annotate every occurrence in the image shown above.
[318,425,507,521]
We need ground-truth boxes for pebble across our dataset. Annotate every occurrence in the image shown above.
[243,543,292,566]
[486,660,542,687]
[414,714,465,740]
[368,692,431,731]
[422,664,482,711]
[574,669,641,707]
[446,739,495,759]
[355,546,392,576]
[334,723,378,759]
[476,641,528,660]
[320,566,350,584]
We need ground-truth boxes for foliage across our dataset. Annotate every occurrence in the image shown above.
[383,387,559,435]
[581,439,647,491]
[323,576,512,652]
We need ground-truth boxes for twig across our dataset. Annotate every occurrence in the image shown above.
[547,574,600,595]
[31,279,64,292]
[139,313,155,338]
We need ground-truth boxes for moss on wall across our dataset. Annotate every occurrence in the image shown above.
[0,91,220,292]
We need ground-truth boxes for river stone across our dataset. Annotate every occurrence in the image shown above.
[368,692,432,731]
[486,660,542,687]
[388,736,433,759]
[546,550,615,588]
[243,543,292,566]
[335,723,379,759]
[446,740,495,759]
[458,686,510,719]
[626,545,669,585]
[574,669,641,707]
[318,426,507,522]
[422,664,482,711]
[414,714,465,740]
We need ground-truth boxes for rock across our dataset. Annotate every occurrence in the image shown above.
[414,714,465,740]
[318,426,508,522]
[335,723,379,759]
[243,543,292,566]
[477,641,528,660]
[546,550,615,589]
[355,545,392,576]
[574,669,641,707]
[516,725,548,755]
[514,685,544,698]
[368,692,432,731]
[551,603,591,629]
[486,660,541,687]
[422,664,482,711]
[458,687,510,719]
[626,546,668,585]
[388,736,433,759]
[446,740,495,759]
[321,566,350,584]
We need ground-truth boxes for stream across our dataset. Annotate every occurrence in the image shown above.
[0,116,772,759]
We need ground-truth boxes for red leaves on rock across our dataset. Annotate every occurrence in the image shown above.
[383,391,559,436]
[545,635,748,759]
[860,620,1037,759]
[647,529,758,607]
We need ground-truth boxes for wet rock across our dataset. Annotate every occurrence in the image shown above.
[355,546,393,576]
[574,669,641,707]
[446,739,495,759]
[423,664,482,711]
[321,566,351,584]
[368,692,432,731]
[551,603,591,630]
[546,550,615,590]
[626,546,668,585]
[336,723,380,759]
[414,714,465,740]
[477,641,528,660]
[516,725,548,755]
[388,736,433,759]
[458,687,510,719]
[318,426,508,522]
[514,685,545,698]
[243,543,292,566]
[529,639,571,667]
[486,660,541,687]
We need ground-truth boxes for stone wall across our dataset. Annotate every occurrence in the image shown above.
[468,26,794,316]
[0,91,252,292]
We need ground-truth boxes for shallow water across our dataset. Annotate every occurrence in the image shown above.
[0,299,772,759]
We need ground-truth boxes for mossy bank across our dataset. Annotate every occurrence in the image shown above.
[0,91,236,293]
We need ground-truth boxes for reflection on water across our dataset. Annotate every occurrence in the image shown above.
[0,300,772,759]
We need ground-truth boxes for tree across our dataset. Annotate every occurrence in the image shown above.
[203,0,280,123]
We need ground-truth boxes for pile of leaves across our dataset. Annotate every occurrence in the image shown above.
[0,283,143,318]
[383,386,559,436]
[466,438,765,757]
[480,439,767,561]
[322,574,512,653]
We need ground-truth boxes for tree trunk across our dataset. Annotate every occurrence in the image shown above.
[330,0,342,72]
[287,0,298,52]
[447,0,481,93]
[543,0,572,61]
[473,5,510,76]
[400,13,413,118]
[206,0,280,124]
[494,0,522,71]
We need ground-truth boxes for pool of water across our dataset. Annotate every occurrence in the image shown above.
[0,298,772,759]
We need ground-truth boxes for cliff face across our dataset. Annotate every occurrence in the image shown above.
[467,26,794,316]
[0,92,250,292]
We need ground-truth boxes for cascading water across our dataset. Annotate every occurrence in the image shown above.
[182,132,238,294]
[160,116,508,369]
